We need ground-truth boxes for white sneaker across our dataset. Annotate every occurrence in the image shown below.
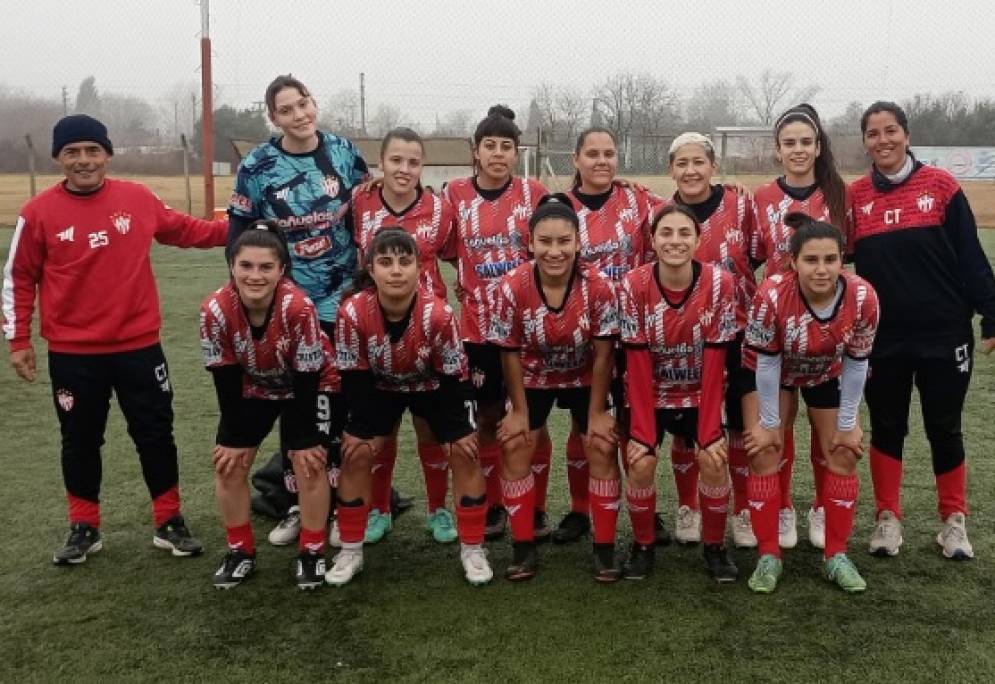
[675,505,701,544]
[869,510,903,557]
[325,546,364,586]
[268,505,301,546]
[460,545,493,585]
[807,506,826,549]
[328,519,342,548]
[779,508,798,549]
[937,512,974,560]
[732,509,757,548]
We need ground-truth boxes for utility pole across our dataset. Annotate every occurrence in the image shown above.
[191,92,198,135]
[200,0,215,218]
[62,86,68,115]
[360,72,367,135]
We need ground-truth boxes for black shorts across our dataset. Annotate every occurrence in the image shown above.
[464,342,505,404]
[610,346,626,423]
[739,370,841,410]
[654,408,699,448]
[362,389,476,444]
[724,333,752,431]
[528,387,592,433]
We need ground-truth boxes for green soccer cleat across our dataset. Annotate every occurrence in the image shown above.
[825,553,867,593]
[747,554,783,594]
[363,509,392,544]
[427,509,458,544]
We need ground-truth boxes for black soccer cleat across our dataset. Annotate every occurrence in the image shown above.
[153,515,203,557]
[484,505,507,541]
[213,550,257,589]
[592,543,622,584]
[534,510,553,543]
[654,512,673,546]
[294,551,327,591]
[53,523,103,565]
[703,543,739,584]
[551,511,590,544]
[504,541,539,582]
[622,543,655,580]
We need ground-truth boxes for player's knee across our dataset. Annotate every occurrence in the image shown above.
[749,446,779,475]
[628,455,657,486]
[696,453,724,481]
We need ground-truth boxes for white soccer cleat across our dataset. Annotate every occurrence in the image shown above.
[328,519,342,548]
[779,507,798,549]
[460,545,494,586]
[869,510,903,557]
[807,506,826,550]
[268,505,301,546]
[937,512,974,560]
[732,509,757,548]
[325,547,364,586]
[674,505,701,544]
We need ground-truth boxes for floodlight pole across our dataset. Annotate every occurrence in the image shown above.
[200,0,215,218]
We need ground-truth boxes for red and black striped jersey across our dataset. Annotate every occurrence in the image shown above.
[619,261,739,408]
[440,176,547,343]
[489,262,617,388]
[351,187,455,300]
[744,270,879,387]
[567,183,658,281]
[334,288,466,392]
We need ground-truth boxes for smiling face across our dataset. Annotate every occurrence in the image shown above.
[370,247,420,302]
[863,111,910,174]
[57,142,109,192]
[474,136,518,185]
[269,86,318,147]
[574,132,618,193]
[530,217,578,281]
[669,143,716,203]
[776,120,820,183]
[791,237,842,300]
[232,245,285,309]
[652,211,700,269]
[381,138,423,196]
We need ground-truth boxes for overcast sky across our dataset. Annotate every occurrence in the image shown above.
[4,0,994,129]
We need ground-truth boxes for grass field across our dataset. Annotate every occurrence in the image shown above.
[1,224,995,681]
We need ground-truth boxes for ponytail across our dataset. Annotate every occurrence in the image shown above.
[775,104,847,230]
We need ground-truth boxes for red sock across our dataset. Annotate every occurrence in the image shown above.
[936,463,967,519]
[727,433,750,514]
[418,443,450,513]
[670,438,698,509]
[456,502,487,545]
[823,472,858,559]
[152,485,181,527]
[336,503,369,544]
[869,446,903,519]
[779,428,795,510]
[810,432,828,509]
[501,474,536,542]
[225,522,255,554]
[626,483,656,546]
[699,481,731,545]
[748,473,781,558]
[67,493,100,528]
[370,438,397,514]
[299,526,327,554]
[479,442,503,509]
[589,477,620,544]
[566,431,590,514]
[532,433,552,512]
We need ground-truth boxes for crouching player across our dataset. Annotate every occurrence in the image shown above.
[200,222,340,590]
[743,213,879,594]
[621,204,741,581]
[328,229,491,586]
[489,195,620,582]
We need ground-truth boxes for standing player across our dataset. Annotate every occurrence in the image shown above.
[665,133,757,546]
[201,224,340,589]
[328,229,491,586]
[750,104,850,549]
[621,205,740,581]
[3,114,226,564]
[489,195,620,581]
[227,75,372,543]
[351,127,458,545]
[441,106,548,540]
[743,213,879,593]
[849,102,995,560]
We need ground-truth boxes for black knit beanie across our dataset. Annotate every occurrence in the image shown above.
[51,115,114,158]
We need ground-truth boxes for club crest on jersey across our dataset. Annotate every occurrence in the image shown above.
[917,191,935,213]
[322,175,340,198]
[56,389,74,412]
[110,211,132,235]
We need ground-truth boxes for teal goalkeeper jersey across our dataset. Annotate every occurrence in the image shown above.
[229,131,369,322]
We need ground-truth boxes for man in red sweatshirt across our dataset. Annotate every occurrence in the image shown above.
[2,115,228,565]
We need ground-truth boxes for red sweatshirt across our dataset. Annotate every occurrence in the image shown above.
[3,178,227,354]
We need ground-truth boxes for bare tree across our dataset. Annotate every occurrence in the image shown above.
[556,86,587,144]
[319,88,361,136]
[685,79,743,131]
[75,76,100,117]
[434,109,474,137]
[736,69,820,125]
[593,72,678,140]
[369,103,402,137]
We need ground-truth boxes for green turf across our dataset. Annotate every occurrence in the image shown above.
[1,229,994,682]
